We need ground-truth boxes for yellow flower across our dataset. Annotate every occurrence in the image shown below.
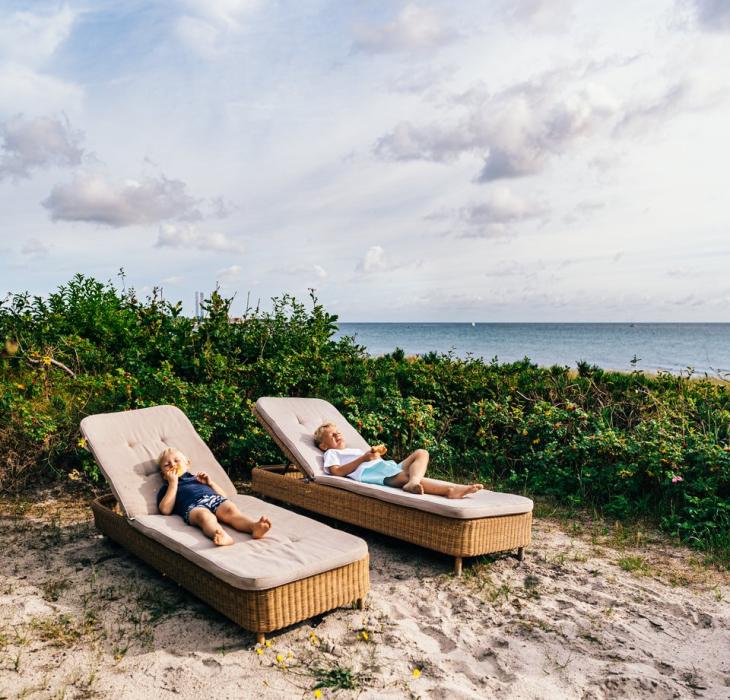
[42,355,52,366]
[361,631,369,641]
[522,430,528,436]
[412,668,421,679]
[265,640,272,647]
[313,691,323,699]
[77,437,87,449]
[256,648,264,655]
[276,654,284,663]
[532,438,540,445]
[15,383,25,390]
[68,469,82,482]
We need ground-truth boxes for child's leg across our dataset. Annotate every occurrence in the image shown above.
[397,449,430,493]
[215,501,272,539]
[419,479,484,499]
[384,476,484,498]
[189,507,234,546]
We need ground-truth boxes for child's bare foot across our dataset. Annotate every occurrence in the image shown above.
[403,481,425,495]
[251,516,272,539]
[213,527,234,546]
[447,484,484,499]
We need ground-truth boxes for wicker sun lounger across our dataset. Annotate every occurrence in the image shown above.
[81,405,369,643]
[252,397,533,575]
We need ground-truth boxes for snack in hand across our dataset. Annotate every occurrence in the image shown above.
[371,444,387,456]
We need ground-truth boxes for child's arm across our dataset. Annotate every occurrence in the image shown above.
[195,472,226,496]
[158,472,178,515]
[328,449,379,477]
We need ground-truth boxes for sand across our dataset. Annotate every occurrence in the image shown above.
[0,490,728,700]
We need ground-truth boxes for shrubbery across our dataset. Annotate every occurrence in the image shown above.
[1,274,728,559]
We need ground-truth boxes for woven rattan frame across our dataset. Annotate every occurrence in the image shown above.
[91,495,368,641]
[252,405,531,573]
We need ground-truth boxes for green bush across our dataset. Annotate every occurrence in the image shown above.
[1,274,728,561]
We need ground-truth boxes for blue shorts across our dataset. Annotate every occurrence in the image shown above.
[360,460,403,486]
[183,494,227,524]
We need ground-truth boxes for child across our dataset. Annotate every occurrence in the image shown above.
[314,422,483,499]
[156,447,271,545]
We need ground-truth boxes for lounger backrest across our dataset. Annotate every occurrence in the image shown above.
[80,405,237,519]
[255,397,370,478]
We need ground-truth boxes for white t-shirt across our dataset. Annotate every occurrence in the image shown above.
[323,447,379,482]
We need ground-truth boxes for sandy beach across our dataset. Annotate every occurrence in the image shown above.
[1,488,728,700]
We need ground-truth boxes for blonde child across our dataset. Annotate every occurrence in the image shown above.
[157,447,271,545]
[314,422,483,499]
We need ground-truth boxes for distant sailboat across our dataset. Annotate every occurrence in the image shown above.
[471,322,476,327]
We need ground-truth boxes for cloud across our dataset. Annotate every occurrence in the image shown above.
[175,0,260,58]
[689,0,730,32]
[42,174,202,227]
[357,245,387,274]
[375,68,619,181]
[459,187,548,237]
[0,6,75,66]
[0,7,82,117]
[20,238,49,258]
[216,264,242,280]
[352,4,458,54]
[156,223,244,253]
[613,78,726,137]
[0,114,84,181]
[500,0,575,33]
[277,263,329,282]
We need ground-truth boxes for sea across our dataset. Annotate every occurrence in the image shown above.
[333,323,730,376]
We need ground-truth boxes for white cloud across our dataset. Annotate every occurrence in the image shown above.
[459,187,547,237]
[0,7,82,117]
[20,238,49,257]
[358,245,387,274]
[0,114,84,181]
[175,0,260,58]
[42,174,202,227]
[613,78,726,137]
[157,224,244,253]
[0,6,75,66]
[352,4,458,54]
[501,0,575,33]
[216,264,242,280]
[689,0,730,31]
[375,68,619,181]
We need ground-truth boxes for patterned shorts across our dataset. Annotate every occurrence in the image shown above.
[183,494,227,524]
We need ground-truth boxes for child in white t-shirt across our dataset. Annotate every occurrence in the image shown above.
[314,422,483,498]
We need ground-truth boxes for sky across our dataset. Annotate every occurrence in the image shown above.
[1,0,729,322]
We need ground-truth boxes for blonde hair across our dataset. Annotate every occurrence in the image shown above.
[157,447,188,468]
[313,422,337,447]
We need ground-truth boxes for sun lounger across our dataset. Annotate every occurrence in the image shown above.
[252,397,533,575]
[81,405,369,643]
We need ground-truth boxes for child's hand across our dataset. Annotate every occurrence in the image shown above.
[195,471,211,485]
[163,468,179,484]
[364,449,380,461]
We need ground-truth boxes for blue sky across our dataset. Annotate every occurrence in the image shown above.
[1,0,729,321]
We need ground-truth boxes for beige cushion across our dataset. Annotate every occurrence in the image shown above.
[81,405,237,519]
[131,495,368,590]
[315,474,532,518]
[256,396,533,519]
[256,397,369,478]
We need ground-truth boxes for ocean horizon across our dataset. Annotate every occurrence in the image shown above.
[333,322,730,376]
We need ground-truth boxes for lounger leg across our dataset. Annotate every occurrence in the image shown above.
[454,557,463,577]
[517,547,525,562]
[355,598,364,610]
[256,632,265,645]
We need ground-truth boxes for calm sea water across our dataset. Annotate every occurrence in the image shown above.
[334,323,730,376]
